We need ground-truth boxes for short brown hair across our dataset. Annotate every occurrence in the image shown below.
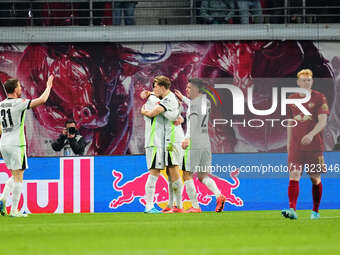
[297,69,313,78]
[153,75,171,89]
[4,79,19,94]
[189,78,207,92]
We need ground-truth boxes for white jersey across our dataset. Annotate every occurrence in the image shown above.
[144,95,165,148]
[159,91,184,146]
[181,95,191,139]
[0,98,31,146]
[189,94,211,149]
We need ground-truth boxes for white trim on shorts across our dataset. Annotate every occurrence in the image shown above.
[145,146,165,170]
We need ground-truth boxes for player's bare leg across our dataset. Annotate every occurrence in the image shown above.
[182,171,201,213]
[197,172,226,213]
[310,173,322,219]
[144,169,162,214]
[282,164,302,220]
[10,169,27,217]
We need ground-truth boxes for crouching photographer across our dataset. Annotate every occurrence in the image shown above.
[51,119,87,156]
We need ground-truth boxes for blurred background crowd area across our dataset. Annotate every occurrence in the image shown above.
[0,0,339,26]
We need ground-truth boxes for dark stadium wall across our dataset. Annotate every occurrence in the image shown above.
[0,41,339,156]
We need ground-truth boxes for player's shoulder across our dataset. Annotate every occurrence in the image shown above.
[148,94,160,103]
[162,91,176,104]
[0,98,21,106]
[168,91,177,100]
[10,98,27,102]
[311,90,328,103]
[311,89,325,98]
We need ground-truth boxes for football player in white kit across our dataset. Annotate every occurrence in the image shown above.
[141,83,167,213]
[176,78,226,213]
[141,76,185,213]
[0,75,54,217]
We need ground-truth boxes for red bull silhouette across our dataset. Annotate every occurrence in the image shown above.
[109,169,243,210]
[182,170,243,207]
[109,170,169,208]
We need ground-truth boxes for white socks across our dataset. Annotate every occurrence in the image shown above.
[11,182,23,213]
[184,179,199,209]
[172,178,183,209]
[145,174,159,211]
[202,176,221,197]
[0,176,14,204]
[168,179,174,208]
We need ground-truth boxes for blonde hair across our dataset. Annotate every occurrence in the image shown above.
[153,75,171,89]
[297,69,313,78]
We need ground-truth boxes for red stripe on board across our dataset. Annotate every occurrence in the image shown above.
[63,159,74,213]
[80,159,91,213]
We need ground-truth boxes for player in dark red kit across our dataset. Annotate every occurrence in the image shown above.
[282,69,329,220]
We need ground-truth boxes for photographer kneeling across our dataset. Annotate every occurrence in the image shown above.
[52,119,87,156]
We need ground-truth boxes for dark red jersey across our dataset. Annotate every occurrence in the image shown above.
[288,90,329,152]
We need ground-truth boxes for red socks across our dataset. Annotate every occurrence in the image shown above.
[288,180,322,212]
[288,180,299,210]
[312,182,323,213]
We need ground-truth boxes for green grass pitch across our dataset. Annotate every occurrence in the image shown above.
[2,210,340,255]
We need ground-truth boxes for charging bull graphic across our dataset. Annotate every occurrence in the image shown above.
[109,169,243,210]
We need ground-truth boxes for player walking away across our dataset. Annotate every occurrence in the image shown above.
[0,75,54,217]
[141,76,185,213]
[282,69,329,220]
[175,78,227,213]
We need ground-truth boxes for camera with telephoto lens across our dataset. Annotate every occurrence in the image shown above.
[67,127,77,135]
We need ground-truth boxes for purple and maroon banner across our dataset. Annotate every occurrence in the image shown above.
[0,42,339,156]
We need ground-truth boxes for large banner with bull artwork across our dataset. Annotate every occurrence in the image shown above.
[0,41,340,156]
[0,152,340,213]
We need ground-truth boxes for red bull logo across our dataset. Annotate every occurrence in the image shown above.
[109,169,243,210]
[109,170,169,208]
[0,158,94,214]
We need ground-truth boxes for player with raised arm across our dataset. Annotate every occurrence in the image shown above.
[141,76,185,213]
[177,78,226,213]
[0,75,54,217]
[282,69,329,220]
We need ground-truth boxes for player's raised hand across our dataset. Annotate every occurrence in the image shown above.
[301,133,314,145]
[47,75,54,88]
[30,75,55,108]
[140,90,151,100]
[182,138,190,149]
[175,89,184,101]
[174,115,184,126]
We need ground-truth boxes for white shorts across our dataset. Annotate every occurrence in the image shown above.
[165,143,183,167]
[145,147,165,170]
[0,145,28,170]
[184,148,211,173]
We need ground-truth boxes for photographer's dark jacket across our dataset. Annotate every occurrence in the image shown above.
[51,132,87,156]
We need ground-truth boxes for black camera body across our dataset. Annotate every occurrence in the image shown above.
[67,127,77,135]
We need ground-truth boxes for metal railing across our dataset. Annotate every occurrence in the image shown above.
[0,0,339,26]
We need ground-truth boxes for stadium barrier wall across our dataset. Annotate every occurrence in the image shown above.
[0,152,339,214]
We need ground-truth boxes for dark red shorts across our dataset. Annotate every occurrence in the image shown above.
[288,151,326,174]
